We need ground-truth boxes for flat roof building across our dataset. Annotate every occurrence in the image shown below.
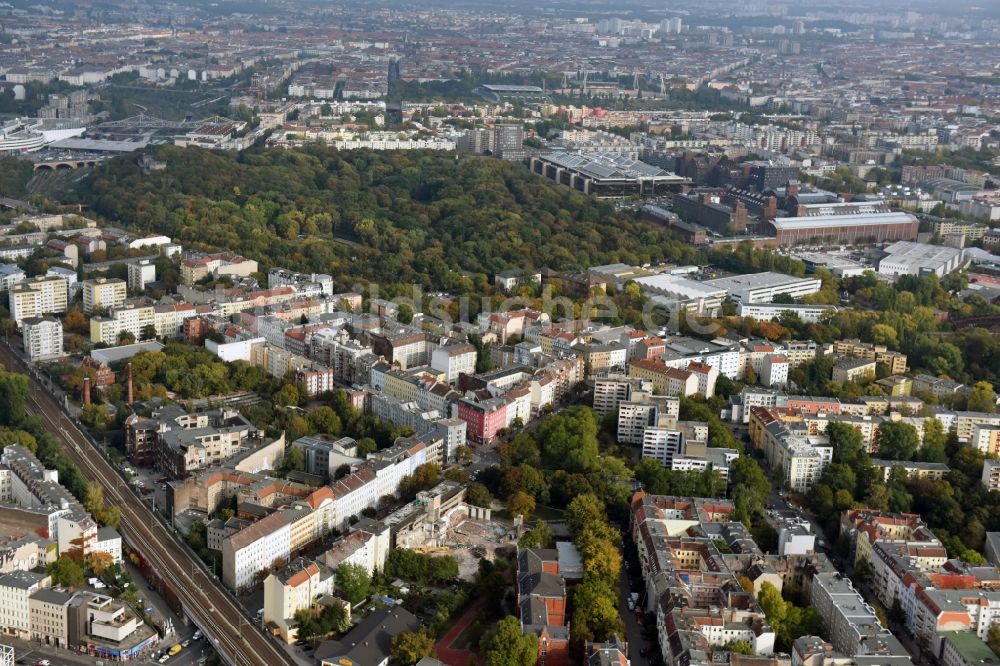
[530,151,688,199]
[703,271,822,304]
[768,212,918,247]
[878,241,966,278]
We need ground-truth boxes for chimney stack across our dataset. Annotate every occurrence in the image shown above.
[83,376,91,406]
[127,363,134,404]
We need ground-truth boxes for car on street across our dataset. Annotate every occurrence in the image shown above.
[182,639,191,648]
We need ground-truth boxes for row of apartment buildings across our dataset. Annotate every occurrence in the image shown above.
[0,571,156,660]
[630,492,913,665]
[193,435,441,592]
[842,509,1000,666]
[0,445,120,564]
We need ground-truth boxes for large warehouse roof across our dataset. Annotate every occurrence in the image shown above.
[770,211,917,230]
[539,151,686,182]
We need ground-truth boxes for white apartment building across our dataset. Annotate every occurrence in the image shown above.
[430,343,476,384]
[760,421,832,492]
[8,276,68,326]
[728,387,785,424]
[0,571,50,640]
[82,277,126,314]
[983,459,1000,492]
[262,559,335,642]
[593,375,653,416]
[641,428,684,466]
[0,264,25,292]
[529,374,556,413]
[321,525,391,577]
[810,572,905,661]
[93,527,122,565]
[970,425,1000,456]
[329,441,431,531]
[21,317,63,361]
[89,301,155,344]
[222,511,292,592]
[617,396,681,445]
[127,259,156,292]
[618,402,659,445]
[46,266,79,299]
[687,362,719,399]
[761,354,789,388]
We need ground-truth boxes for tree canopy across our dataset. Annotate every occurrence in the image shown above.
[76,146,705,295]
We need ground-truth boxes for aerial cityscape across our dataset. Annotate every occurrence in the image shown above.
[0,1,999,665]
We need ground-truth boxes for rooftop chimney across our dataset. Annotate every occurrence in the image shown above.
[127,363,134,404]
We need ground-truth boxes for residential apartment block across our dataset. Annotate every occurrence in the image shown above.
[8,276,68,326]
[82,278,126,314]
[21,316,63,361]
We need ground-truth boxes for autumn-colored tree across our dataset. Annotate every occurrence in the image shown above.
[63,307,89,335]
[507,490,536,520]
[87,551,114,577]
[390,630,435,665]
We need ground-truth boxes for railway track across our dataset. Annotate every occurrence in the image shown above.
[0,343,295,666]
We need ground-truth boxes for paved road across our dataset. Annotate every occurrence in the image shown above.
[0,343,294,666]
[4,636,98,666]
[619,562,650,665]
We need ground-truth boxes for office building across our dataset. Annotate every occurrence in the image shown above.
[493,124,525,161]
[878,241,966,278]
[737,302,837,324]
[704,272,822,304]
